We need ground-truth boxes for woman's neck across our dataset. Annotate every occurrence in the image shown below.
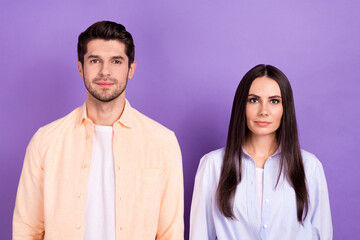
[244,133,278,168]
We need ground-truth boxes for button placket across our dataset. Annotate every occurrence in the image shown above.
[261,161,274,234]
[76,123,94,233]
[245,160,258,228]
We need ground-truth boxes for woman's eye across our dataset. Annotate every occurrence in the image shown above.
[270,99,280,104]
[249,98,258,103]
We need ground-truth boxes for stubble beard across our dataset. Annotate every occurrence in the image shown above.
[84,75,128,103]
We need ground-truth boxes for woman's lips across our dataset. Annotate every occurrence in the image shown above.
[255,121,271,127]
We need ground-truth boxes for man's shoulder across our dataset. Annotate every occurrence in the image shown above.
[130,107,175,139]
[35,107,81,138]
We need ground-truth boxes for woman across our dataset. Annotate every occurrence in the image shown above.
[190,64,332,239]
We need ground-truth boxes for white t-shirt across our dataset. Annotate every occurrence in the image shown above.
[84,125,115,240]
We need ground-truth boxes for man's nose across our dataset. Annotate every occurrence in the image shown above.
[99,62,111,76]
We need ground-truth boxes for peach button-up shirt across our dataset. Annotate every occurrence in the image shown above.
[13,100,184,240]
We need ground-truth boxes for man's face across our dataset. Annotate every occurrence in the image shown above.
[78,39,136,103]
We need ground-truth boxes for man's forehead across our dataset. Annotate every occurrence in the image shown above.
[85,39,127,57]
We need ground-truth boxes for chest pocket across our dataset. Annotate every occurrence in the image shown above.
[135,168,163,210]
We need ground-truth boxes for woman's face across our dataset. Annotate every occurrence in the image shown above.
[246,76,283,137]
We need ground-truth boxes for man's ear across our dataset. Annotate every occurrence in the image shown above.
[77,61,84,78]
[128,61,137,79]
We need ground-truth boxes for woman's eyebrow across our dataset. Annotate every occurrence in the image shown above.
[248,94,282,98]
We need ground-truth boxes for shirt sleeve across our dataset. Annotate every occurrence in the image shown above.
[308,157,333,239]
[13,131,45,240]
[156,133,184,240]
[189,154,217,240]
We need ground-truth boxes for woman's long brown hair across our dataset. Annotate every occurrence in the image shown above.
[216,64,309,223]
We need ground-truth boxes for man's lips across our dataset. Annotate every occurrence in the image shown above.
[255,121,271,127]
[96,81,114,88]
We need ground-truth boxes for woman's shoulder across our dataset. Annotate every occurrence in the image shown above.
[300,149,325,178]
[197,148,225,173]
[301,149,321,164]
[204,148,225,159]
[201,148,225,164]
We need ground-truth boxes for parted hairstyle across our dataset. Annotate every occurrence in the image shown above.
[216,64,309,223]
[77,21,135,67]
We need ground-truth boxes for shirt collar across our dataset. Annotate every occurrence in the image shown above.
[116,99,133,128]
[241,145,282,159]
[77,99,133,128]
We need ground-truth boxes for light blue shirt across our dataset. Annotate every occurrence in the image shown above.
[190,148,332,240]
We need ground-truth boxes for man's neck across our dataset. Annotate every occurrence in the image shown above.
[85,93,126,126]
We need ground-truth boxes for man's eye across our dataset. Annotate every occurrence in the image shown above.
[249,98,258,103]
[113,60,121,64]
[270,99,280,104]
[90,59,100,63]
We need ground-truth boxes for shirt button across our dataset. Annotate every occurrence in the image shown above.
[120,226,122,231]
[78,194,83,199]
[82,164,87,168]
[265,199,270,203]
[263,224,268,229]
[76,225,81,230]
[117,166,121,170]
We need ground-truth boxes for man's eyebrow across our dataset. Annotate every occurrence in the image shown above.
[87,55,100,59]
[86,55,125,60]
[111,56,125,60]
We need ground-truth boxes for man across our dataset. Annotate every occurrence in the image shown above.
[13,21,184,240]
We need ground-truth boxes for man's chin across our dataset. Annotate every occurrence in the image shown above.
[95,95,119,103]
[91,92,123,103]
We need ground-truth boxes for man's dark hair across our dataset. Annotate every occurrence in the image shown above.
[77,21,135,67]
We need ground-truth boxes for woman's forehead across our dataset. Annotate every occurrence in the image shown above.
[249,77,281,96]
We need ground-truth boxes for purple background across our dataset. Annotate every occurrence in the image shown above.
[1,0,359,239]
